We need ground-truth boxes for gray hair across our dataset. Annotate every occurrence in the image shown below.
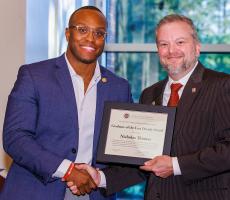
[155,14,199,42]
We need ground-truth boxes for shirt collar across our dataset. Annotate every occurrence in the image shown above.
[65,53,101,83]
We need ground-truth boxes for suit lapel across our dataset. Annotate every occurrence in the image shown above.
[55,55,78,131]
[155,87,165,105]
[152,80,167,106]
[92,67,110,163]
[174,63,205,133]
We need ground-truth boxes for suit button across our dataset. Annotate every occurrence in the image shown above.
[71,148,76,154]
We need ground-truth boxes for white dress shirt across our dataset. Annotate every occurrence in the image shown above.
[162,62,198,175]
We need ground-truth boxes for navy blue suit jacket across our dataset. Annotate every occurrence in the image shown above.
[1,54,132,200]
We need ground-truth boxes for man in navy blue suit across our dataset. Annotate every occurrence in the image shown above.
[1,6,132,200]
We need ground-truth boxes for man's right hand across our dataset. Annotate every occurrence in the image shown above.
[66,164,101,195]
[63,164,97,195]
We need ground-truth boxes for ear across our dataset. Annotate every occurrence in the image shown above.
[195,42,201,57]
[65,28,70,42]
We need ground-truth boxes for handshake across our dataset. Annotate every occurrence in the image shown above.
[61,155,174,196]
[62,163,101,196]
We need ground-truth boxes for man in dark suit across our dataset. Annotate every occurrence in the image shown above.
[0,6,132,200]
[68,14,230,200]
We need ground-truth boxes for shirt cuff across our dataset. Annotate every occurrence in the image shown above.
[0,169,7,178]
[98,170,107,188]
[52,159,72,178]
[172,157,182,175]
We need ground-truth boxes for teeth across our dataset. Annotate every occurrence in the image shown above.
[82,46,95,51]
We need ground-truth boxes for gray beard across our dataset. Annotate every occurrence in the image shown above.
[163,57,198,76]
[166,63,187,75]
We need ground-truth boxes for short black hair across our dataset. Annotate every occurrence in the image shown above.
[75,6,103,14]
[68,6,106,27]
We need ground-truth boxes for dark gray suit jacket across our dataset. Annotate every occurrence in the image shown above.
[103,62,230,200]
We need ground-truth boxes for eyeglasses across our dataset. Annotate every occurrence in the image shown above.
[69,25,107,40]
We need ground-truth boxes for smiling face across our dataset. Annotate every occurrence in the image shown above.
[156,21,200,80]
[65,9,106,65]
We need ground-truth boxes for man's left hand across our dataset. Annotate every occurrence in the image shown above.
[140,155,173,178]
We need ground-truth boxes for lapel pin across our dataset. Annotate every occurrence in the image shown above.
[192,88,196,93]
[101,77,107,83]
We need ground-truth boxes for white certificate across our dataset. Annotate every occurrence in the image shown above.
[97,102,176,165]
[105,109,168,159]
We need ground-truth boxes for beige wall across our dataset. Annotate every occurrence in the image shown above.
[0,0,26,173]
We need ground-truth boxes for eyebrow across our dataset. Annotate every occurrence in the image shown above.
[70,22,106,29]
[158,37,189,42]
[175,37,189,40]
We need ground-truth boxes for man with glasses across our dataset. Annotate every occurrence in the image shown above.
[1,6,132,200]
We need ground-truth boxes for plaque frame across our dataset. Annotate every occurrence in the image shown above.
[96,102,176,166]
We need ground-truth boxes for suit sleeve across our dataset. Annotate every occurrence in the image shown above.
[102,165,147,195]
[178,77,230,181]
[3,66,63,183]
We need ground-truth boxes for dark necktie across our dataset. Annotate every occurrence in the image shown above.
[167,83,183,107]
